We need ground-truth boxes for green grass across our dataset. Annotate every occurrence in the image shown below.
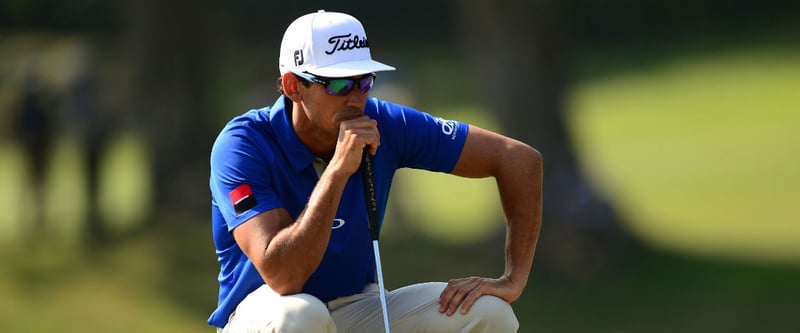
[568,48,800,264]
[0,220,214,333]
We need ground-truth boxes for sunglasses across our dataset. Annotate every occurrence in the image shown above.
[294,72,376,96]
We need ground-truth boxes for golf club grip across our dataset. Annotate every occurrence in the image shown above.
[361,148,380,241]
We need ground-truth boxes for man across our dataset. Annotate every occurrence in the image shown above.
[209,9,542,333]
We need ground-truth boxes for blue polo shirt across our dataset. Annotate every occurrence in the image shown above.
[207,95,469,328]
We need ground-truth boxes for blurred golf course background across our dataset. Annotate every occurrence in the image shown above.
[2,1,799,332]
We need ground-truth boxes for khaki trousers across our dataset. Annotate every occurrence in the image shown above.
[218,282,519,333]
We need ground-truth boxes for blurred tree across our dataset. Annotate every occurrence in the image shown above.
[454,0,639,278]
[119,0,224,216]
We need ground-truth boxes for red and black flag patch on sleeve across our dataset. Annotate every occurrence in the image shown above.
[230,184,257,215]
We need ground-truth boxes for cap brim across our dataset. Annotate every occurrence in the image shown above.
[307,60,396,78]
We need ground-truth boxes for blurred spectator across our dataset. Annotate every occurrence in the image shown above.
[12,70,53,230]
[61,44,109,243]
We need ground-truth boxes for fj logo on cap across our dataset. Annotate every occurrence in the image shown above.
[293,50,304,66]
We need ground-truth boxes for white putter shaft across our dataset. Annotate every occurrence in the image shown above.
[372,240,391,333]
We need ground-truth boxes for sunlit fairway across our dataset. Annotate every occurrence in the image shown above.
[393,47,800,265]
[569,47,800,264]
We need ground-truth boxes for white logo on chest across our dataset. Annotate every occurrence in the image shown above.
[332,218,346,229]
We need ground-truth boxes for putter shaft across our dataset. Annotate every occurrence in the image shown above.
[373,240,391,333]
[362,149,390,332]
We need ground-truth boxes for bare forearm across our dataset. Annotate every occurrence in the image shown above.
[262,169,349,294]
[441,137,543,310]
[497,144,543,297]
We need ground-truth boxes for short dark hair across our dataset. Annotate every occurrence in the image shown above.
[276,74,311,94]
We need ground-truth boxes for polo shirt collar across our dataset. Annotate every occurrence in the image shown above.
[269,95,315,174]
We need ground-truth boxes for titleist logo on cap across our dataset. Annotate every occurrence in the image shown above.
[326,33,370,55]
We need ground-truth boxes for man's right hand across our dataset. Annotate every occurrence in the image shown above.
[329,115,380,177]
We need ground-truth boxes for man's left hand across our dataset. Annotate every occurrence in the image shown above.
[437,275,522,316]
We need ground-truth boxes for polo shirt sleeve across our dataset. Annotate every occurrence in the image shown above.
[374,99,469,173]
[210,119,284,231]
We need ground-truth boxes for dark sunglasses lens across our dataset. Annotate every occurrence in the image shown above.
[326,79,354,95]
[359,76,375,93]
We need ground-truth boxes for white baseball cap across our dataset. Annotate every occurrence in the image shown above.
[279,10,396,78]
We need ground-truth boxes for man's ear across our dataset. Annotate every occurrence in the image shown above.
[282,73,301,101]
